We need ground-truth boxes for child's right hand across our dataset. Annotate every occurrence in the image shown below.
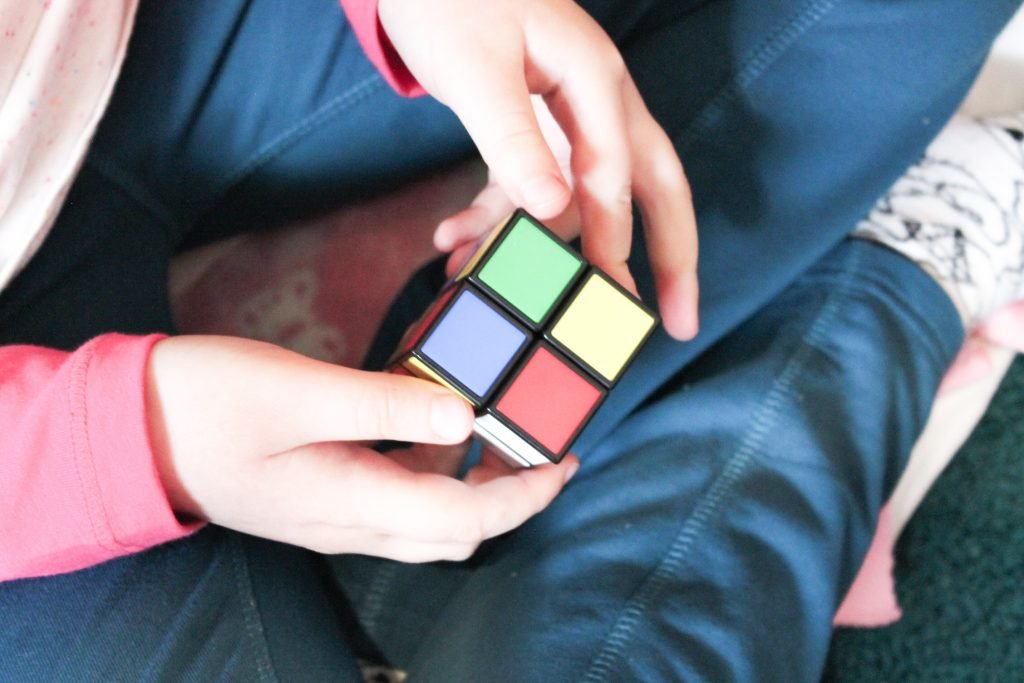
[379,0,700,341]
[145,335,579,562]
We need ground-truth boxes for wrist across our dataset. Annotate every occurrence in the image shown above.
[145,337,204,522]
[357,0,427,97]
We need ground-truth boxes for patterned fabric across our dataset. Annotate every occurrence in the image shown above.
[0,0,137,291]
[855,114,1024,325]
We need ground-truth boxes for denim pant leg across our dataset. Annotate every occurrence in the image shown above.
[334,1,1022,678]
[0,2,1015,681]
[0,528,370,682]
[340,240,963,682]
[580,0,1022,443]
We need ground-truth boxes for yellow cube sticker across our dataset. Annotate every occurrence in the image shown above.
[550,272,656,384]
[404,356,478,405]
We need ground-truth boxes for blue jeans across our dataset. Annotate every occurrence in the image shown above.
[0,0,1016,680]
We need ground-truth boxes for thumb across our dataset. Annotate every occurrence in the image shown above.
[149,336,474,463]
[286,367,476,448]
[443,58,571,220]
[434,181,515,252]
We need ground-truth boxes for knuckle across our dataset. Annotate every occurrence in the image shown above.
[446,543,479,562]
[604,49,627,81]
[302,529,344,556]
[615,184,635,210]
[385,545,423,563]
[450,516,486,546]
[650,151,686,191]
[357,383,402,437]
[579,167,632,209]
[585,38,626,81]
[491,111,544,153]
[398,546,437,564]
[311,539,341,556]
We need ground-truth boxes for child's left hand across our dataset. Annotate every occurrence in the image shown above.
[147,335,578,562]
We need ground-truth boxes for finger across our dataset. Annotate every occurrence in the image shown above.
[309,530,479,564]
[462,447,517,486]
[150,337,473,467]
[360,536,479,564]
[445,241,480,279]
[545,60,636,294]
[351,455,580,545]
[385,441,472,477]
[268,442,577,550]
[442,53,572,219]
[249,355,475,450]
[624,79,700,340]
[442,189,582,279]
[541,200,583,242]
[261,441,465,544]
[465,455,580,537]
[473,449,580,487]
[325,370,474,445]
[434,182,515,252]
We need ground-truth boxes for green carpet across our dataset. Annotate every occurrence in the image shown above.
[825,357,1024,682]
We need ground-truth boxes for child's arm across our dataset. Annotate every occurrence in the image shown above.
[0,335,196,581]
[1,334,577,582]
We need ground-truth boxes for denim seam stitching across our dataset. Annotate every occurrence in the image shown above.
[358,561,401,637]
[856,271,962,365]
[799,266,958,371]
[85,74,386,237]
[204,74,386,209]
[86,154,184,241]
[580,246,862,682]
[675,0,840,153]
[232,536,279,683]
[851,281,949,372]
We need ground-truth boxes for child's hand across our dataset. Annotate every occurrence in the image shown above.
[379,0,699,340]
[438,96,579,274]
[146,335,578,562]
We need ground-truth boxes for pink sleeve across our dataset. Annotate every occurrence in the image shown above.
[0,334,200,582]
[338,0,426,97]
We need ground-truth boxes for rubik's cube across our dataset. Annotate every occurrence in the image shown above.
[391,209,657,468]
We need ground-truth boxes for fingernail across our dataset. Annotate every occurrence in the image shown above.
[563,459,581,483]
[686,304,700,338]
[431,394,473,442]
[523,175,568,215]
[663,272,699,340]
[682,272,700,338]
[677,299,699,340]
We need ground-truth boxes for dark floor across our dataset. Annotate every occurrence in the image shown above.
[825,357,1024,682]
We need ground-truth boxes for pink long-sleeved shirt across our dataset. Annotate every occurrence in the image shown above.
[0,0,416,582]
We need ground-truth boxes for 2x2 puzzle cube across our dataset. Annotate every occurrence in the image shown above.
[391,209,658,468]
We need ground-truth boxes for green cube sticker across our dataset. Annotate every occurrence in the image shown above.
[477,216,583,324]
